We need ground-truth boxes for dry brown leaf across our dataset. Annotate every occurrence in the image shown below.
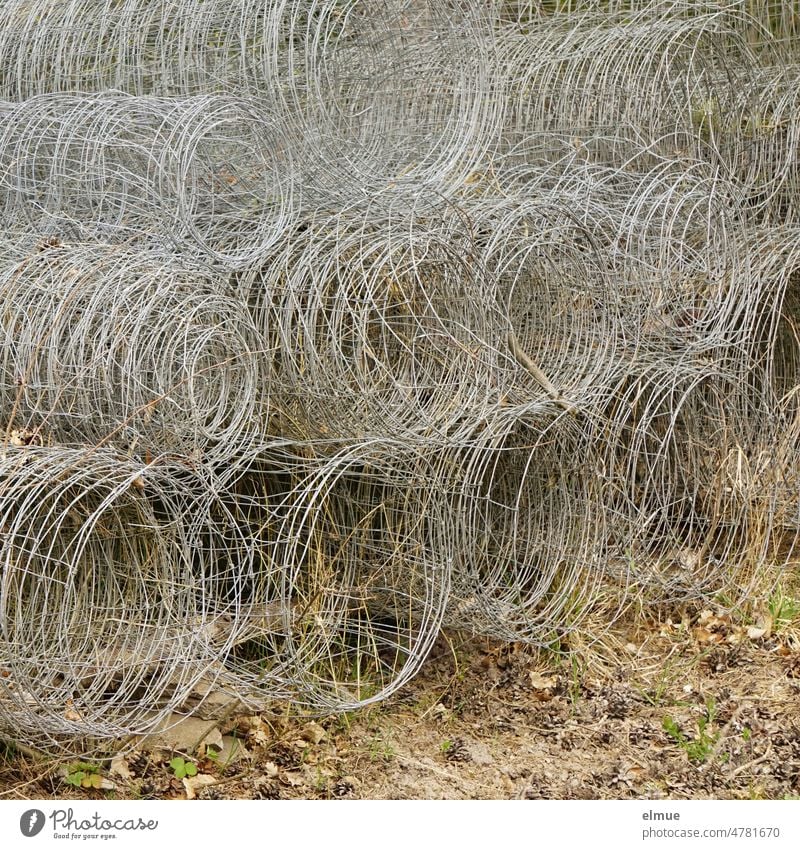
[301,721,326,745]
[280,771,304,787]
[694,627,722,644]
[529,671,557,690]
[9,428,37,447]
[755,615,773,639]
[109,754,134,782]
[182,773,217,800]
[64,699,82,722]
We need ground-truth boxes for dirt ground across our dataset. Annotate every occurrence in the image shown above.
[1,603,799,801]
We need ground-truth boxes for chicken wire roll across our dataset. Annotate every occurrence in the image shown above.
[0,93,296,268]
[741,227,800,399]
[723,63,800,224]
[0,0,318,99]
[709,226,800,536]
[443,410,622,644]
[500,1,800,50]
[590,346,781,607]
[0,244,266,461]
[219,440,454,711]
[585,231,781,603]
[604,172,757,361]
[0,0,500,185]
[470,196,626,414]
[299,3,504,199]
[0,2,361,97]
[498,8,764,166]
[0,447,269,750]
[490,154,754,376]
[494,137,741,273]
[237,210,512,443]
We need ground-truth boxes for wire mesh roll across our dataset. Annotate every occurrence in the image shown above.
[499,1,796,46]
[723,63,800,224]
[591,215,795,602]
[0,1,508,201]
[236,208,514,443]
[0,93,296,267]
[306,3,503,198]
[499,6,766,169]
[443,410,623,645]
[0,242,267,462]
[0,447,272,750]
[215,440,454,711]
[597,366,768,602]
[0,0,798,753]
[716,225,800,535]
[472,194,627,414]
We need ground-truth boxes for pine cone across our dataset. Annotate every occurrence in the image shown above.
[252,778,282,800]
[444,738,471,763]
[269,742,299,768]
[332,779,354,798]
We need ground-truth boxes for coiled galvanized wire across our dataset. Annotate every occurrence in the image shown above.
[0,93,297,267]
[0,0,798,751]
[0,242,267,461]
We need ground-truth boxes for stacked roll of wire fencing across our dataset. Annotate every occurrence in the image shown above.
[0,0,799,751]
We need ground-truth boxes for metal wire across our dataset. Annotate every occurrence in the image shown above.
[0,446,266,749]
[0,0,798,751]
[0,242,268,462]
[0,93,297,268]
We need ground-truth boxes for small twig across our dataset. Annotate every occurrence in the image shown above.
[507,332,577,415]
[705,704,746,769]
[726,742,773,780]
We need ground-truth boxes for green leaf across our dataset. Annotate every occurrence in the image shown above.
[168,755,198,778]
[65,771,85,787]
[82,773,103,789]
[662,716,684,743]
